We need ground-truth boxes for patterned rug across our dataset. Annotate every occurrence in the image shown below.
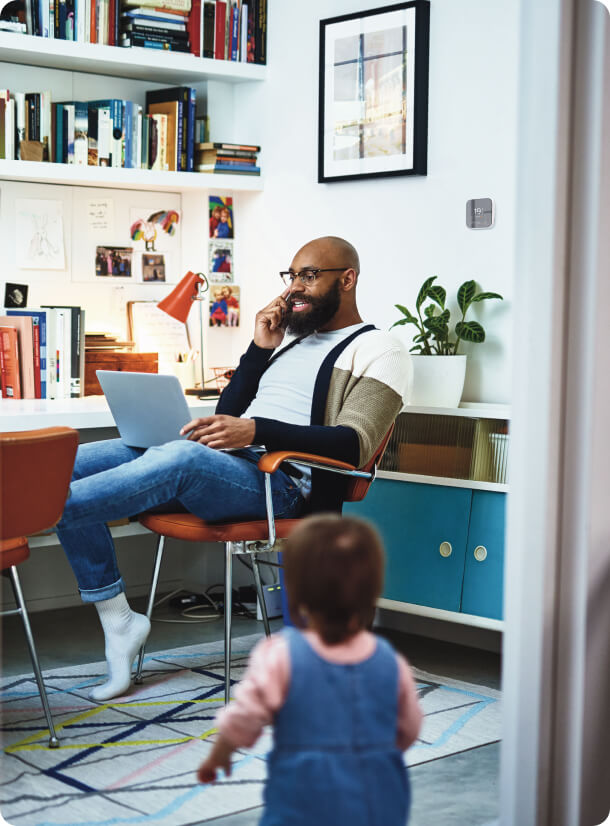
[0,634,501,826]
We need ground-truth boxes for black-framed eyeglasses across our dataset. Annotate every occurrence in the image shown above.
[279,267,349,286]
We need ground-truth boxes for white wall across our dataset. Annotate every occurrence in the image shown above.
[232,0,519,403]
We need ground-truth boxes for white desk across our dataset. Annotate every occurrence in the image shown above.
[0,396,218,431]
[0,394,220,611]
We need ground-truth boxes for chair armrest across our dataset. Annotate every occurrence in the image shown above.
[257,450,357,474]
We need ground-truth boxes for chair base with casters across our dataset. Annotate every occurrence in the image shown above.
[1,538,60,748]
[134,431,393,705]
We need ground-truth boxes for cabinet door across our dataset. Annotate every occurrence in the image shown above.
[344,480,472,612]
[460,490,506,619]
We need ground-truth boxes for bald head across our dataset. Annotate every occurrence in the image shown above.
[294,236,360,277]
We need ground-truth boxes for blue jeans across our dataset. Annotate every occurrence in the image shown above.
[56,439,304,603]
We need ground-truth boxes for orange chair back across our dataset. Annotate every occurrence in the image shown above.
[0,427,79,540]
[344,423,395,503]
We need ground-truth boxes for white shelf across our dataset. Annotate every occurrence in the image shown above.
[0,395,217,430]
[377,597,504,631]
[0,33,267,84]
[0,159,263,192]
[401,402,511,419]
[378,470,509,492]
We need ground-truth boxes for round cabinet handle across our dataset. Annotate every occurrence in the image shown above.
[473,545,488,562]
[439,541,453,558]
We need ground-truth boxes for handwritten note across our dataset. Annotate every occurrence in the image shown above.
[87,199,114,234]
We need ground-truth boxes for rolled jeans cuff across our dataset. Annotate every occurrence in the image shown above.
[79,577,126,604]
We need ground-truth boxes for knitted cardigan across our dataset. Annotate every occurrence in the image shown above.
[216,325,412,513]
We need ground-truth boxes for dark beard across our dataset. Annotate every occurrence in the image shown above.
[284,279,342,336]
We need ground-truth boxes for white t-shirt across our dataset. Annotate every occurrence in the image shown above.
[243,323,366,498]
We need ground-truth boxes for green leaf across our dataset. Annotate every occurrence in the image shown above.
[413,332,431,343]
[389,319,409,328]
[416,276,437,311]
[424,304,436,318]
[394,304,419,323]
[426,285,446,309]
[457,280,476,313]
[471,292,503,302]
[455,320,485,343]
[409,345,425,352]
[423,309,449,330]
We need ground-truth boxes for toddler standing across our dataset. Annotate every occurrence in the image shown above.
[197,514,422,825]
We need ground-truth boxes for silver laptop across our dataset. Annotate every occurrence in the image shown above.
[97,371,193,448]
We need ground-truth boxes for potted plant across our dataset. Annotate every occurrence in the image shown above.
[391,276,503,407]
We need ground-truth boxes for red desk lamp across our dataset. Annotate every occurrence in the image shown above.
[157,270,216,398]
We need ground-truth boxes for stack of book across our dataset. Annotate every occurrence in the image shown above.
[0,306,85,400]
[195,141,260,175]
[85,332,135,350]
[120,0,191,52]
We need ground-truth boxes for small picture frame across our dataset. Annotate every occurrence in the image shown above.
[209,195,234,239]
[318,1,430,183]
[95,246,133,278]
[141,253,166,282]
[209,284,240,328]
[3,282,29,308]
[208,239,234,281]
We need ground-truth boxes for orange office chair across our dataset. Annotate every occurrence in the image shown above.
[135,425,394,703]
[0,427,79,748]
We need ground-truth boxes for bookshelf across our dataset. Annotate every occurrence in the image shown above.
[0,159,264,191]
[0,33,267,84]
[0,33,266,191]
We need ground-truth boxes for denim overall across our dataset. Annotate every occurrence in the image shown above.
[260,627,411,826]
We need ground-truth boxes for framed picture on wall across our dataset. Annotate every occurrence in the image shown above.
[318,1,430,183]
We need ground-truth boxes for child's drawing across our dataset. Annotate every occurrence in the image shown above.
[16,199,66,270]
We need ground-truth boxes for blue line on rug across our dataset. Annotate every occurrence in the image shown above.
[31,753,260,826]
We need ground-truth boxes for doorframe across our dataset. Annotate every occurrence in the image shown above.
[501,1,609,823]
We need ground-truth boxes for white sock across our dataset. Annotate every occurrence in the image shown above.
[89,593,151,702]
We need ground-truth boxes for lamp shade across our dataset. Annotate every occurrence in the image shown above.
[157,271,207,323]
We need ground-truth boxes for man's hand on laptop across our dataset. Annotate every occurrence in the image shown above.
[180,415,256,449]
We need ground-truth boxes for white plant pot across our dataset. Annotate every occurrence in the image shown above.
[408,354,467,408]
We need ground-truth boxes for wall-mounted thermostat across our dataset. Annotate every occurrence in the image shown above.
[466,198,495,229]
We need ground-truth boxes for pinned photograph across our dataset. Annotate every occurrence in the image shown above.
[209,284,240,328]
[141,253,166,282]
[3,282,29,308]
[95,246,133,277]
[209,195,234,239]
[209,239,233,280]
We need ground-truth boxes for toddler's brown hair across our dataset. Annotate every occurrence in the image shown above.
[282,514,384,645]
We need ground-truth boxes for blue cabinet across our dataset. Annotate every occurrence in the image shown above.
[344,479,506,620]
[460,490,505,620]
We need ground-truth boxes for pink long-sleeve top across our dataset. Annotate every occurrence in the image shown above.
[216,630,423,751]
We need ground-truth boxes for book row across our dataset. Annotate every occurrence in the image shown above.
[0,307,85,400]
[0,87,255,174]
[1,0,267,63]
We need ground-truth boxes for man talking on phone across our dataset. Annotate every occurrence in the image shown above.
[56,236,412,701]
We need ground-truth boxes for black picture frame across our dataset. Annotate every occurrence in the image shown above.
[318,1,430,183]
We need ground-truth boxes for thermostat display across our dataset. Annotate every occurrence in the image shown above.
[466,198,494,229]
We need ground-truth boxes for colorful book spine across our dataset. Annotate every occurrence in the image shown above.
[230,0,238,60]
[0,327,21,399]
[73,100,88,165]
[6,310,48,399]
[187,87,195,171]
